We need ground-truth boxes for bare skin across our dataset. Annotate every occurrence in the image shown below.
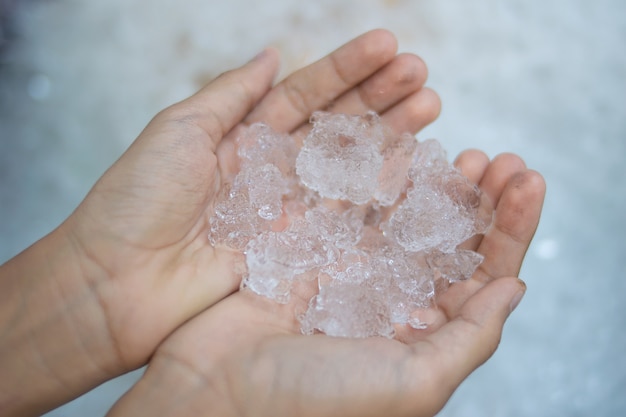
[106,158,544,417]
[0,29,545,417]
[106,31,545,417]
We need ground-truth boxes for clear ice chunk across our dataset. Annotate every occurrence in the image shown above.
[209,124,298,249]
[296,112,385,204]
[236,164,289,220]
[409,139,493,234]
[382,138,492,253]
[209,187,270,251]
[381,185,475,253]
[426,249,484,283]
[300,282,395,338]
[242,214,341,303]
[320,248,372,284]
[375,132,418,206]
[408,138,449,182]
[304,206,363,249]
[237,123,299,176]
[207,113,492,338]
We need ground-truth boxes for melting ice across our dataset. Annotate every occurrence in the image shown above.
[209,111,492,338]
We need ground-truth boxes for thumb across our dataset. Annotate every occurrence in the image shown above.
[177,47,280,151]
[412,277,526,413]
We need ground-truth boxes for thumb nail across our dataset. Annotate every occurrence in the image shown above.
[509,280,527,313]
[249,48,270,63]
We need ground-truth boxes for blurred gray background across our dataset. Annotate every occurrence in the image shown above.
[1,0,624,416]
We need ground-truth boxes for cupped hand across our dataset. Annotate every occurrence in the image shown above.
[105,36,546,417]
[62,29,439,375]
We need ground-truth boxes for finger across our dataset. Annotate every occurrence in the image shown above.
[474,169,546,282]
[455,151,526,256]
[291,86,441,143]
[407,277,526,415]
[478,153,527,207]
[162,48,281,151]
[379,87,441,134]
[453,150,491,251]
[245,29,398,132]
[326,53,429,117]
[453,149,490,185]
[434,168,544,320]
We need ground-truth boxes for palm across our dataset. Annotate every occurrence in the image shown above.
[107,31,545,417]
[63,30,442,371]
[113,149,543,417]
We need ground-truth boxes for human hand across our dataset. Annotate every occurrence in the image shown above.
[108,153,544,417]
[63,30,439,377]
[0,29,441,416]
[105,40,546,417]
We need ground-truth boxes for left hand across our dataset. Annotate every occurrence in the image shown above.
[105,35,546,417]
[108,152,545,417]
[0,29,441,416]
[66,29,438,374]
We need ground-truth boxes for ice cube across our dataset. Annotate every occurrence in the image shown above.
[207,113,493,338]
[296,112,385,204]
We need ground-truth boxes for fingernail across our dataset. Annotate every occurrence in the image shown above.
[509,281,527,313]
[249,48,269,63]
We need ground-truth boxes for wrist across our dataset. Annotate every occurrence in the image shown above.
[107,353,237,417]
[0,223,124,416]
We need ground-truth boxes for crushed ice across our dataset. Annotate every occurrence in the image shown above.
[209,111,493,338]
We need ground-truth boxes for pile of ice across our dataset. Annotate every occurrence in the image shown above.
[209,112,492,338]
